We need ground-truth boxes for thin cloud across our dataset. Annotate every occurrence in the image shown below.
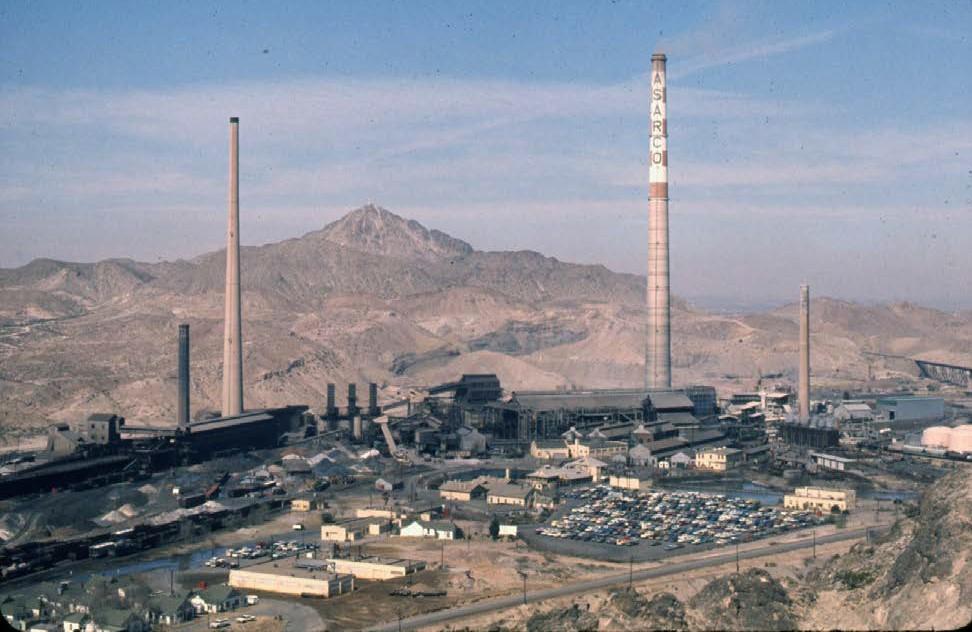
[668,29,838,79]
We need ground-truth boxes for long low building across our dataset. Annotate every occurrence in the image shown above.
[326,555,426,580]
[784,487,857,512]
[229,560,353,598]
[609,474,652,491]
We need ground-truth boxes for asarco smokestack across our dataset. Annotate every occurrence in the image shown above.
[799,284,811,421]
[221,117,244,417]
[646,52,672,389]
[177,323,190,428]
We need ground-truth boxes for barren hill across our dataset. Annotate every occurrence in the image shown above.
[0,204,969,435]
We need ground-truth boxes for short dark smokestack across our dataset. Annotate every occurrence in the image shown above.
[326,383,337,417]
[368,383,379,416]
[347,383,358,416]
[177,324,190,427]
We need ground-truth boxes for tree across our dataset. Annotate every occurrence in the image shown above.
[489,515,500,540]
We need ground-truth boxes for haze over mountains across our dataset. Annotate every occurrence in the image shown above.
[1,204,970,434]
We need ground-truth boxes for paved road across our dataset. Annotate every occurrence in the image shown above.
[366,526,884,632]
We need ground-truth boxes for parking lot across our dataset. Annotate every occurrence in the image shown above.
[524,485,825,562]
[205,539,319,569]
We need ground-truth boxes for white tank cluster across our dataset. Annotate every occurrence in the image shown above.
[921,425,972,453]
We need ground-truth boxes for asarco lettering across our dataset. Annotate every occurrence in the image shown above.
[649,69,668,189]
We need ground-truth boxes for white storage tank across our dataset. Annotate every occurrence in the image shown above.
[921,426,952,449]
[949,425,972,453]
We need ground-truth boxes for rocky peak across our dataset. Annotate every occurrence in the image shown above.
[316,204,473,262]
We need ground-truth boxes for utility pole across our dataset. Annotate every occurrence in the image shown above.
[518,571,527,605]
[440,541,445,568]
[629,555,634,591]
[812,529,816,560]
[735,542,740,574]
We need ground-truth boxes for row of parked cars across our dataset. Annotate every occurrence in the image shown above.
[537,485,823,548]
[206,540,319,567]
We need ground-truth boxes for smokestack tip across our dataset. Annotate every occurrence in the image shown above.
[651,52,667,61]
[229,116,239,123]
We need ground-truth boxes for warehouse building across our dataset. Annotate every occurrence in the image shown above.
[529,439,572,460]
[291,499,317,512]
[876,396,945,422]
[694,447,744,472]
[526,463,593,489]
[321,519,371,542]
[567,436,627,460]
[809,452,856,472]
[784,487,856,512]
[486,482,533,507]
[609,474,653,492]
[438,477,488,502]
[326,555,425,580]
[229,560,353,598]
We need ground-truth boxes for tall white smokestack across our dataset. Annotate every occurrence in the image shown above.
[799,284,810,421]
[647,52,672,389]
[222,117,243,416]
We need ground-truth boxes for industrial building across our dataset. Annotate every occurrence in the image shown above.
[326,555,425,580]
[485,482,533,507]
[809,452,856,472]
[321,520,371,542]
[291,499,317,512]
[525,463,594,489]
[780,418,840,449]
[229,560,353,598]
[480,388,703,446]
[694,447,744,472]
[876,396,945,422]
[784,487,856,512]
[608,474,653,492]
[438,478,488,502]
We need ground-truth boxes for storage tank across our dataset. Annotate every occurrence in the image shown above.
[950,425,972,453]
[921,426,952,449]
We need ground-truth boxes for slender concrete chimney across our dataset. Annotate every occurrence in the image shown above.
[177,324,190,428]
[799,284,811,421]
[368,383,379,416]
[326,383,337,417]
[221,116,244,417]
[347,383,358,417]
[647,52,672,389]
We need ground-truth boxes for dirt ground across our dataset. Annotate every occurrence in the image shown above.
[438,537,859,632]
[180,519,879,631]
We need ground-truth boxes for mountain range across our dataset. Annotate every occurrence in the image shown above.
[1,204,970,435]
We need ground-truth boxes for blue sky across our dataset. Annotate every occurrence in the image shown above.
[1,0,970,308]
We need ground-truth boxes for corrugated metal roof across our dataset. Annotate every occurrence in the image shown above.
[488,483,532,499]
[509,389,648,412]
[643,437,688,453]
[647,391,695,411]
[657,412,700,426]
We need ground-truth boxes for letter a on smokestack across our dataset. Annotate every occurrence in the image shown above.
[647,53,671,389]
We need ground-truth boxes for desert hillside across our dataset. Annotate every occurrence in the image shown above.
[1,204,970,434]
